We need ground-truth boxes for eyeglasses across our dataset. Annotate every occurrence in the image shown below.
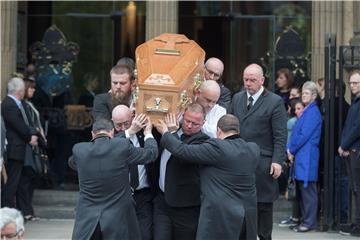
[113,119,131,129]
[349,81,360,85]
[1,229,23,239]
[205,66,221,79]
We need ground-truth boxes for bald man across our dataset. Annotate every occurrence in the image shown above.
[204,57,232,110]
[112,105,156,240]
[230,64,287,240]
[195,80,226,138]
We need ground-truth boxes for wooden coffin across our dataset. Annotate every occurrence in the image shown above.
[134,33,205,122]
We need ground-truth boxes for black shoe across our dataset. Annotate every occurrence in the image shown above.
[339,224,354,236]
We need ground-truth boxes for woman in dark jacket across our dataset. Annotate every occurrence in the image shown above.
[18,77,47,221]
[287,81,322,232]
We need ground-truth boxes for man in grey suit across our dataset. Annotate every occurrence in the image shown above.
[69,118,158,240]
[156,114,260,240]
[230,63,287,240]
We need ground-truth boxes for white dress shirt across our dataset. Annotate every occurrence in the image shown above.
[246,86,264,106]
[125,131,151,190]
[202,104,226,138]
[159,129,183,192]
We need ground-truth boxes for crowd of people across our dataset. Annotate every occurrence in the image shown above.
[1,57,359,240]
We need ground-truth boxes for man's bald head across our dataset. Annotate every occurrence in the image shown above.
[243,63,265,95]
[111,105,133,132]
[196,80,221,113]
[204,58,224,81]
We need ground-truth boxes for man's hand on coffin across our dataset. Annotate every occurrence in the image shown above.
[164,113,179,133]
[127,113,147,135]
[144,116,153,135]
[155,120,169,135]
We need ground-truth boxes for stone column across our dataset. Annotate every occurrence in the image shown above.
[311,1,356,82]
[146,1,178,41]
[1,1,18,98]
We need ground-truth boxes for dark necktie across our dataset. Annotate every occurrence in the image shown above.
[247,96,254,110]
[130,165,139,190]
[19,102,29,126]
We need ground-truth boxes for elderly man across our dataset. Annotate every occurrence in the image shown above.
[69,118,158,240]
[338,70,360,237]
[0,207,25,240]
[1,77,38,209]
[195,80,226,138]
[92,64,135,120]
[154,103,209,240]
[204,57,231,110]
[230,64,287,240]
[112,105,156,240]
[156,114,260,240]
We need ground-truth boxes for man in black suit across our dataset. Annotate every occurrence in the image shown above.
[154,103,209,240]
[69,118,158,240]
[204,57,232,110]
[1,77,38,208]
[112,105,156,240]
[230,64,287,240]
[92,64,135,120]
[156,114,260,240]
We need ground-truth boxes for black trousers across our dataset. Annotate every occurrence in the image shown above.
[1,159,23,208]
[345,151,360,225]
[133,188,154,240]
[257,202,273,240]
[153,193,200,240]
[90,222,102,240]
[16,167,36,216]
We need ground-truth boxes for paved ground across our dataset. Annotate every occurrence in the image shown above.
[24,219,356,240]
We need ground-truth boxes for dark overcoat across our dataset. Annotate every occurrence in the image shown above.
[230,89,287,202]
[69,135,158,240]
[161,133,260,240]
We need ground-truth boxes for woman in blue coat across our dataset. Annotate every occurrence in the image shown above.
[287,81,322,232]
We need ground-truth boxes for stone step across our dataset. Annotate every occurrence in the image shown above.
[33,189,78,206]
[33,189,292,221]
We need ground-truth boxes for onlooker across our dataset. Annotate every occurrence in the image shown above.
[78,72,99,107]
[69,118,158,240]
[230,63,288,240]
[17,77,45,221]
[0,207,25,240]
[289,86,301,100]
[338,70,360,237]
[1,77,38,209]
[275,68,294,108]
[195,80,226,138]
[287,81,322,232]
[279,98,304,228]
[204,57,231,110]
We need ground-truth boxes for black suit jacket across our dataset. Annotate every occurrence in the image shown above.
[1,96,37,161]
[92,93,112,120]
[230,89,287,202]
[69,134,158,240]
[157,131,209,207]
[160,133,260,240]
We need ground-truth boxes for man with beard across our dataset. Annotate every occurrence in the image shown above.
[92,64,135,120]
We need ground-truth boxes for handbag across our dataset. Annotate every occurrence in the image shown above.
[285,165,297,201]
[24,145,43,174]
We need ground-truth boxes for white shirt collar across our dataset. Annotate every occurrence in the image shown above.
[247,86,264,105]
